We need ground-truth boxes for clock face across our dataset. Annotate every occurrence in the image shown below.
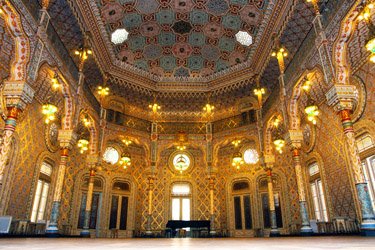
[45,122,59,153]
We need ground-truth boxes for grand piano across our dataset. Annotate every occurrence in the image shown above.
[166,220,210,237]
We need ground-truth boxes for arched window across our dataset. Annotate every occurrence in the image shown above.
[78,176,103,229]
[258,176,283,229]
[109,181,130,230]
[171,183,191,220]
[30,161,53,223]
[357,134,375,211]
[309,162,328,222]
[232,180,252,230]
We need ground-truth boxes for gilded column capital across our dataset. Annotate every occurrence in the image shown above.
[285,130,303,150]
[3,81,34,111]
[326,84,358,112]
[58,129,77,150]
[260,154,275,170]
[86,154,99,170]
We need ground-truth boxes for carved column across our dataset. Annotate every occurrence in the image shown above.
[261,154,280,236]
[206,122,216,235]
[286,130,313,235]
[46,130,76,235]
[146,174,154,235]
[0,81,34,183]
[326,85,375,235]
[146,122,158,235]
[80,155,98,237]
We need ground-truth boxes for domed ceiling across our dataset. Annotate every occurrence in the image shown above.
[97,0,267,79]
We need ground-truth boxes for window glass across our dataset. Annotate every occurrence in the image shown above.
[30,162,52,223]
[40,162,52,176]
[172,183,190,195]
[172,198,180,220]
[233,181,250,191]
[357,135,374,153]
[243,149,259,164]
[309,163,319,176]
[103,147,120,164]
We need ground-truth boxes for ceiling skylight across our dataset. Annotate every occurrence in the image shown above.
[235,31,252,46]
[111,28,129,44]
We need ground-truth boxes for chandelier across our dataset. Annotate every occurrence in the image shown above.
[42,104,58,124]
[51,73,60,90]
[358,1,375,62]
[97,86,110,97]
[119,153,131,169]
[203,103,215,114]
[77,139,89,154]
[273,122,285,154]
[149,103,161,113]
[232,151,244,170]
[305,96,319,125]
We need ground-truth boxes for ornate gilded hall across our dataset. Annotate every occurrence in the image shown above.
[0,0,374,249]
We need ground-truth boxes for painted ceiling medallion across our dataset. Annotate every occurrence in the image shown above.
[172,43,193,59]
[172,0,194,13]
[206,0,230,16]
[172,20,193,35]
[140,22,161,37]
[240,5,262,25]
[101,2,124,23]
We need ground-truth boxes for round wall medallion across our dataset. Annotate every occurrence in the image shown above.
[302,122,315,153]
[45,122,59,153]
[169,150,194,174]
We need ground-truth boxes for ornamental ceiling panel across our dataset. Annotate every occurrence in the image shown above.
[95,0,269,81]
[76,0,284,85]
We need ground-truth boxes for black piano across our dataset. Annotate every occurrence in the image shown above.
[166,220,210,237]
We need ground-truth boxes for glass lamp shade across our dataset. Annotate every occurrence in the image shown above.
[119,154,131,168]
[366,38,375,53]
[305,97,319,125]
[42,104,58,124]
[77,139,89,154]
[232,152,243,164]
[273,138,285,154]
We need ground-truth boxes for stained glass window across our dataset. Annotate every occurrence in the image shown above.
[173,154,190,172]
[243,149,259,164]
[103,147,120,165]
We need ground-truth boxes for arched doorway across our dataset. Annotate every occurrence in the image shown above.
[230,179,253,237]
